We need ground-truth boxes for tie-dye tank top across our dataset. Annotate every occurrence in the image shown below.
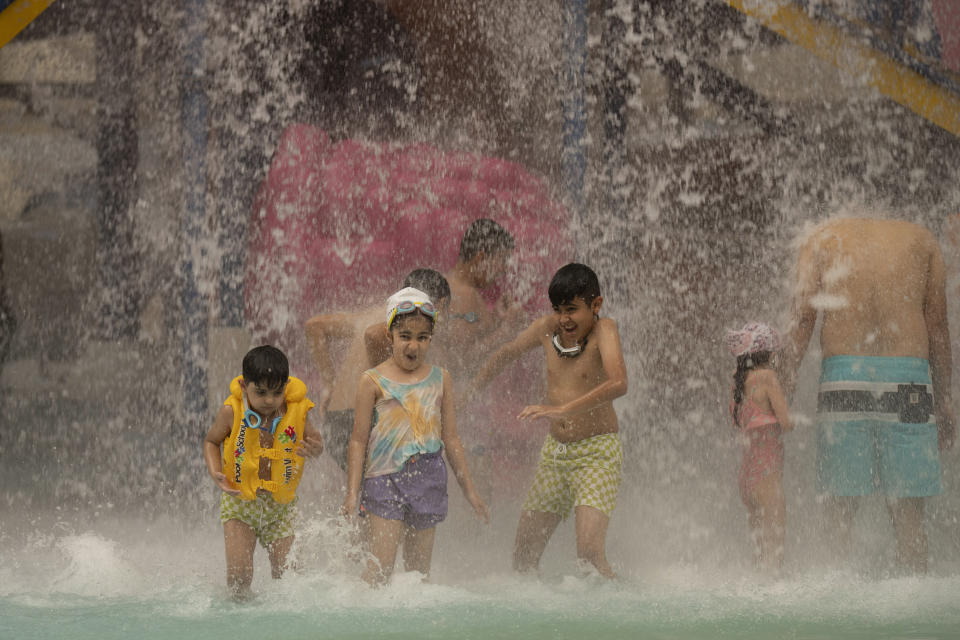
[363,365,444,477]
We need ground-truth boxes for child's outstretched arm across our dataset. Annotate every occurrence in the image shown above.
[518,317,628,421]
[472,316,550,392]
[341,374,378,517]
[439,370,489,523]
[203,406,241,496]
[305,312,357,408]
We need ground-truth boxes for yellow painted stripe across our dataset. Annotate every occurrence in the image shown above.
[0,0,54,50]
[728,0,960,138]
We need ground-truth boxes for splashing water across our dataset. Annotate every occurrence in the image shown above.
[1,0,960,637]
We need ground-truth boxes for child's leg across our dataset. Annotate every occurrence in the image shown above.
[266,535,294,579]
[741,487,762,564]
[401,525,437,578]
[364,513,405,585]
[573,505,614,578]
[223,519,257,596]
[513,509,561,573]
[753,471,785,572]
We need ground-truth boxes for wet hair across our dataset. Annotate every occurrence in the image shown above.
[731,351,771,428]
[403,268,450,304]
[458,218,515,262]
[548,263,601,306]
[242,345,289,390]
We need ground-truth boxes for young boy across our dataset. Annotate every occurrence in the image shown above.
[305,268,450,473]
[472,263,628,578]
[445,218,522,374]
[203,345,324,598]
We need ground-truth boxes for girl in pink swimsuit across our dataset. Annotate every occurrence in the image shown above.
[726,322,793,574]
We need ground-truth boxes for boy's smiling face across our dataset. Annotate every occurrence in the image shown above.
[552,295,603,346]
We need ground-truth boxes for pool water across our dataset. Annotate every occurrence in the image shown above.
[3,511,959,640]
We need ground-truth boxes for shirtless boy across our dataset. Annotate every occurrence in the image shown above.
[473,263,628,578]
[444,218,520,377]
[305,269,450,472]
[783,217,954,573]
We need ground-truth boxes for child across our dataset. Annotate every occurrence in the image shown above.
[341,287,489,586]
[203,345,324,598]
[305,268,451,473]
[472,263,628,579]
[725,322,793,574]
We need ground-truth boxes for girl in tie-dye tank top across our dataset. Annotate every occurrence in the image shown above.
[341,287,489,586]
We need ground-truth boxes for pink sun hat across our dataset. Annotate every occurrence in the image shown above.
[725,322,782,357]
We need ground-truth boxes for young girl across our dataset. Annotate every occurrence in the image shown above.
[726,322,793,574]
[341,287,489,585]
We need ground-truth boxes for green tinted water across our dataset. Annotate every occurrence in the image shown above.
[4,551,960,640]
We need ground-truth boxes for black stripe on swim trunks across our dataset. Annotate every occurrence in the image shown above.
[818,384,933,423]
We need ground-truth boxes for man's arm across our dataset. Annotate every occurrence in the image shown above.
[782,233,820,395]
[924,237,954,451]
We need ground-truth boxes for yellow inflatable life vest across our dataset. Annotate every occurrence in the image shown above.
[221,375,315,503]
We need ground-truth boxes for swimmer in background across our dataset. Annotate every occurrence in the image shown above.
[202,345,324,599]
[782,216,954,574]
[441,218,527,500]
[305,268,450,474]
[443,218,523,375]
[726,322,793,575]
[472,263,628,578]
[342,287,488,586]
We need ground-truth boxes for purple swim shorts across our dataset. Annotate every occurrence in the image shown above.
[361,450,448,530]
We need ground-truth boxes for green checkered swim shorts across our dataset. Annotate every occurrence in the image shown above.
[522,433,623,518]
[219,491,297,547]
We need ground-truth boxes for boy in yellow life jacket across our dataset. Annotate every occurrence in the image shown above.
[203,345,324,599]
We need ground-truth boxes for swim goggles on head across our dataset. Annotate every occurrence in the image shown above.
[244,408,282,434]
[452,311,479,324]
[553,333,587,358]
[387,300,438,327]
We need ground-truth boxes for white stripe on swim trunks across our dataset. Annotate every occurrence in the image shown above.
[818,411,937,423]
[819,381,931,393]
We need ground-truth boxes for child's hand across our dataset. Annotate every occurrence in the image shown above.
[467,490,490,524]
[299,433,324,458]
[517,404,567,421]
[211,471,241,496]
[340,494,359,520]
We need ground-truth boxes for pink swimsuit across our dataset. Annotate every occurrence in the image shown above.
[731,397,783,501]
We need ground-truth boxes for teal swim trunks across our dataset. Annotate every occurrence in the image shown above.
[219,491,297,547]
[816,355,941,498]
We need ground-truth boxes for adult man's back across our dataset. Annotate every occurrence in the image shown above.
[795,218,939,360]
[786,217,954,574]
